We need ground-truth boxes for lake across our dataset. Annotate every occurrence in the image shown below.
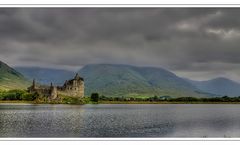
[0,104,240,138]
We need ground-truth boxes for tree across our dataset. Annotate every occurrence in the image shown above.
[99,95,107,100]
[153,95,159,101]
[21,93,36,101]
[91,93,99,102]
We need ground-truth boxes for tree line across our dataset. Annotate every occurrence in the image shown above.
[90,93,240,103]
[0,90,37,101]
[2,90,240,103]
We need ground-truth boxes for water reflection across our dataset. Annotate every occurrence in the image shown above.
[0,104,240,137]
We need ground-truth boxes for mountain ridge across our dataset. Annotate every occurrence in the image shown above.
[13,63,240,97]
[187,77,240,96]
[78,64,208,97]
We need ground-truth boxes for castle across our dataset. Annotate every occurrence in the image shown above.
[28,73,84,99]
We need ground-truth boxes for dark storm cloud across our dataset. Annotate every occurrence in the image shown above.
[1,8,240,80]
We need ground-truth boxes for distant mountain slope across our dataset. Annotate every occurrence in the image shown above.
[78,64,208,98]
[188,77,240,97]
[15,67,75,85]
[18,64,235,98]
[0,61,30,90]
[133,67,198,93]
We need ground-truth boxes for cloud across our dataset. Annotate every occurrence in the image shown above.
[1,8,240,81]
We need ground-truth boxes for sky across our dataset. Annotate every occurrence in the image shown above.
[1,8,240,81]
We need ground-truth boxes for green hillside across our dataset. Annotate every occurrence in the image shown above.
[0,61,30,90]
[79,64,209,98]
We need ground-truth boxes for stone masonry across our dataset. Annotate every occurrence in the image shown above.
[28,73,84,99]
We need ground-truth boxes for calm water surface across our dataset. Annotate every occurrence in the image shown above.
[0,104,240,137]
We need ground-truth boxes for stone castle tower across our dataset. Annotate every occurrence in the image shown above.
[58,73,84,98]
[28,73,84,99]
[50,82,58,99]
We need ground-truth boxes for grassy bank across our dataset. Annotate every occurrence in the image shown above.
[2,100,240,104]
[0,90,88,105]
[1,90,240,105]
[98,101,240,104]
[0,100,34,104]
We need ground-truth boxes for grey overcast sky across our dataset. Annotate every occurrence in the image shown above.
[1,8,240,81]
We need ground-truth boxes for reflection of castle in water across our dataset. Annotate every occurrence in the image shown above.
[28,73,84,99]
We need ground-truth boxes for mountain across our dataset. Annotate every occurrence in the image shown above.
[0,61,30,90]
[188,77,240,97]
[78,64,209,98]
[15,67,75,85]
[12,63,240,97]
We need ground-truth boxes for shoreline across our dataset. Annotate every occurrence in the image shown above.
[1,100,240,104]
[0,100,34,104]
[98,101,240,104]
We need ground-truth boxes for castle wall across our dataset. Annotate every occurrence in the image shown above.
[28,73,84,99]
[30,88,52,97]
[50,86,58,99]
[58,81,84,98]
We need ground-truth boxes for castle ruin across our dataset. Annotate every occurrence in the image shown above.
[28,73,84,99]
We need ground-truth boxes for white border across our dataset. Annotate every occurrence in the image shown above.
[0,4,240,7]
[0,0,240,5]
[1,138,240,141]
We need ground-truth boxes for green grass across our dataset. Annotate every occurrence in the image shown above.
[0,74,31,90]
[99,101,240,104]
[34,94,88,105]
[2,99,240,104]
[1,89,240,105]
[0,89,87,105]
[0,100,34,104]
